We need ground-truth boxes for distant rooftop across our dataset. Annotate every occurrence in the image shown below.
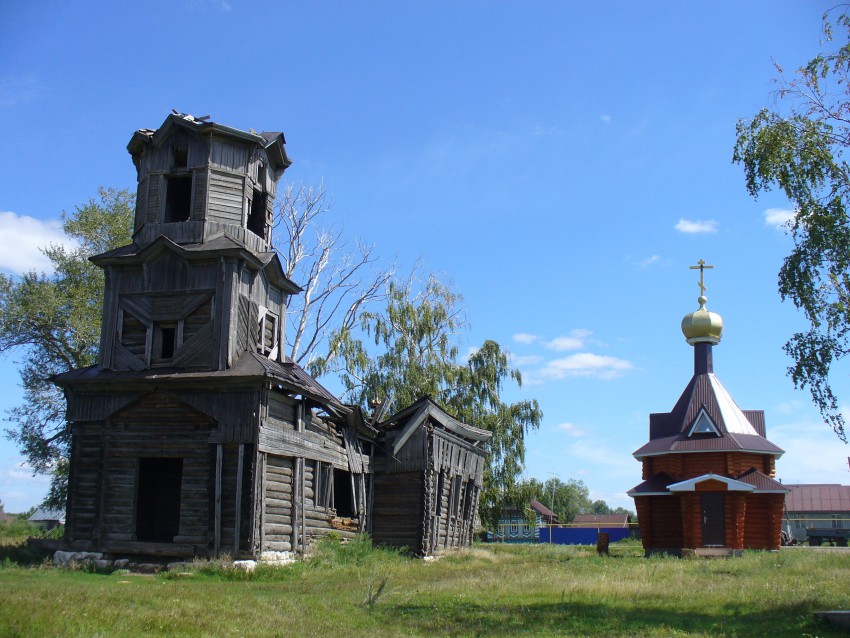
[785,484,850,513]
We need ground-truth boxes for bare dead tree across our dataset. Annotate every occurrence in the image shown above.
[273,181,394,370]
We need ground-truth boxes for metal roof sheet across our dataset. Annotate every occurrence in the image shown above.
[628,472,676,496]
[735,468,789,493]
[784,484,850,513]
[530,499,557,519]
[634,432,784,457]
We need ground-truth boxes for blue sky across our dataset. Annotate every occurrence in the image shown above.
[1,0,849,512]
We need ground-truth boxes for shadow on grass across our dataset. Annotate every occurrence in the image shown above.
[379,599,846,637]
[0,541,53,567]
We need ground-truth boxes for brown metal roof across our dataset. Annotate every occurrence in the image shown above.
[628,472,676,496]
[634,432,783,458]
[784,484,850,513]
[734,468,789,493]
[635,368,783,459]
[530,499,557,521]
[573,514,631,527]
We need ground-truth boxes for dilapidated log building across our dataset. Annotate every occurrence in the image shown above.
[54,113,489,559]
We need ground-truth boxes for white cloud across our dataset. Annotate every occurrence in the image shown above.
[461,346,480,363]
[513,333,538,345]
[6,460,48,483]
[544,329,592,352]
[509,354,544,366]
[537,352,635,381]
[0,458,50,513]
[531,125,560,137]
[764,208,795,230]
[600,115,612,124]
[639,255,661,268]
[0,211,76,274]
[675,218,718,234]
[771,420,850,484]
[555,422,589,437]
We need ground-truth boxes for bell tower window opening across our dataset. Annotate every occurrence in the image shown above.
[257,312,279,358]
[247,190,267,239]
[247,161,268,239]
[153,322,179,364]
[164,174,192,223]
[173,145,188,169]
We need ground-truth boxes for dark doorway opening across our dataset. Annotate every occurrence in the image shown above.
[701,492,725,546]
[333,468,356,517]
[136,457,183,542]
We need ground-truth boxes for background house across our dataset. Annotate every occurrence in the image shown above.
[494,499,558,542]
[27,507,66,530]
[784,484,850,542]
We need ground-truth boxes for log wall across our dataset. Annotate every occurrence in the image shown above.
[101,393,215,551]
[743,493,784,550]
[643,452,775,481]
[635,495,683,552]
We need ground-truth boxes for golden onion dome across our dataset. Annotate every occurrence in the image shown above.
[681,295,723,345]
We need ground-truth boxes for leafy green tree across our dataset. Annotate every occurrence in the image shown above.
[514,477,636,525]
[734,11,850,442]
[1,188,134,507]
[315,273,543,530]
[515,476,592,524]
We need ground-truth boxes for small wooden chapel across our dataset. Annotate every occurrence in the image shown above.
[53,112,490,560]
[628,262,789,556]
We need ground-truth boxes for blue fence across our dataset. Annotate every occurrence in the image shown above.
[539,526,632,545]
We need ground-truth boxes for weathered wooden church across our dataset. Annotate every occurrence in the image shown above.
[53,112,489,559]
[628,263,789,556]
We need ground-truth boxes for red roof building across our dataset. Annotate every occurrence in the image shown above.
[628,263,788,556]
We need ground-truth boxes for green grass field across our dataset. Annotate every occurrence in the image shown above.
[1,534,848,637]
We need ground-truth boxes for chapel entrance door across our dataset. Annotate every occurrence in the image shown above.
[701,492,725,546]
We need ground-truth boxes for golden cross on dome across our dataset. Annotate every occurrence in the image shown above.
[689,259,713,296]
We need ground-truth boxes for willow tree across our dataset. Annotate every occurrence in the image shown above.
[314,273,542,529]
[734,11,850,442]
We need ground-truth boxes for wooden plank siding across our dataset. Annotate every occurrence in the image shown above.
[371,471,424,552]
[207,170,245,226]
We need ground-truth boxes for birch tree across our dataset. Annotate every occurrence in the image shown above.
[734,10,850,441]
[315,273,543,530]
[274,182,393,371]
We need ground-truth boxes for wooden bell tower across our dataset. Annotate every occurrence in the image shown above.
[93,112,298,373]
